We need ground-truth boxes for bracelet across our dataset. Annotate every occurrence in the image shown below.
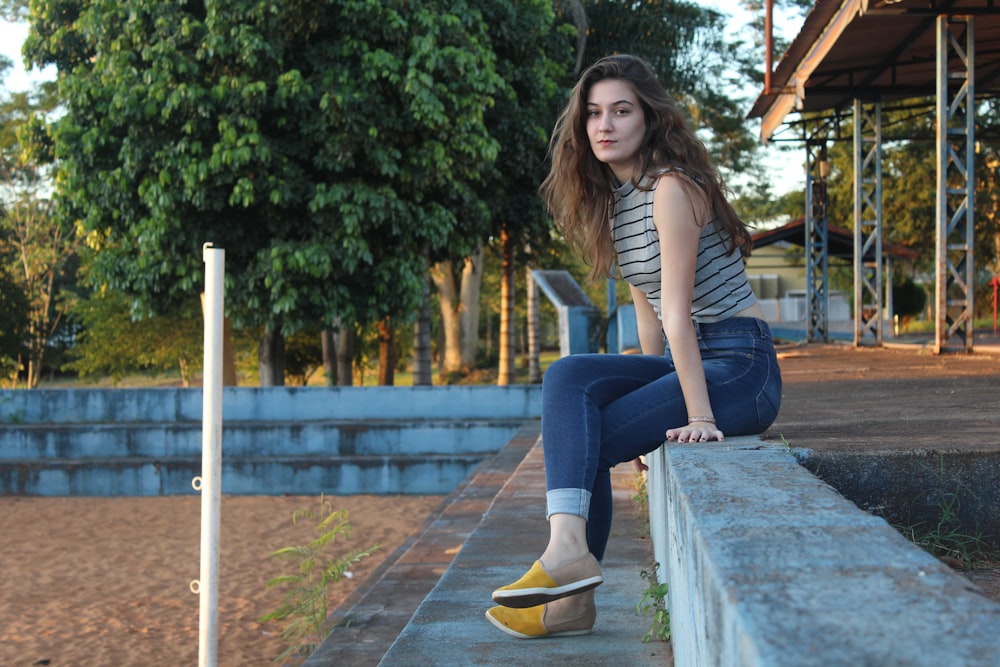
[688,416,716,424]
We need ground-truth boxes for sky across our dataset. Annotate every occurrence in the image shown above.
[0,21,54,91]
[0,7,808,199]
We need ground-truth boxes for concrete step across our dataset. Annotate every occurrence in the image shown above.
[0,385,542,424]
[0,419,524,459]
[0,453,488,496]
[0,385,542,497]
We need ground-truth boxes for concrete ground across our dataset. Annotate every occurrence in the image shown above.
[306,340,1000,666]
[306,422,668,666]
[769,338,1000,454]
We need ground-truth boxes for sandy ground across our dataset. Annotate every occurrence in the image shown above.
[0,494,443,667]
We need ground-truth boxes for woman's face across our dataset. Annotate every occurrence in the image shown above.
[585,78,646,183]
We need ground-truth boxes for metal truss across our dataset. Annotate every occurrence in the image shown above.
[853,99,884,346]
[935,15,976,353]
[805,138,830,343]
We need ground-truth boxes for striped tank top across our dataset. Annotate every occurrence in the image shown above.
[611,171,756,323]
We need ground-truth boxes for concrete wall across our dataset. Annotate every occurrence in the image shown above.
[646,439,1000,666]
[0,386,542,497]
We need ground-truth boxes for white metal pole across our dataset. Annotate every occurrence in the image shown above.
[196,243,224,667]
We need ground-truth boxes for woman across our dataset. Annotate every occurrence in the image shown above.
[486,54,782,639]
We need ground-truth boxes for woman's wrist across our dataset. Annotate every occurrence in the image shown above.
[688,416,715,424]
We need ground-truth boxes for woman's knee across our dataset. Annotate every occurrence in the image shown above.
[543,354,595,390]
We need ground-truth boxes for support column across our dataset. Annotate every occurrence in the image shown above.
[853,99,884,346]
[935,15,976,353]
[805,139,830,343]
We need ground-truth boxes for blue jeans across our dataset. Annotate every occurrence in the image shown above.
[541,316,781,561]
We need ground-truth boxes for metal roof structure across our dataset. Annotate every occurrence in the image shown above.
[745,0,996,351]
[749,0,1000,142]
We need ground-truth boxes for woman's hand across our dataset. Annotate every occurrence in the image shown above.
[666,420,724,443]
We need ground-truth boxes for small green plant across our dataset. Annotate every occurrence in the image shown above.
[632,470,649,515]
[896,491,985,570]
[637,564,670,643]
[259,496,379,665]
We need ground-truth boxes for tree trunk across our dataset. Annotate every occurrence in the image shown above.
[222,318,237,386]
[258,328,286,386]
[336,324,354,386]
[431,247,484,378]
[459,247,484,368]
[200,294,238,386]
[377,316,396,386]
[430,260,464,375]
[321,328,338,386]
[526,265,542,383]
[497,226,516,386]
[413,268,433,386]
[555,0,589,75]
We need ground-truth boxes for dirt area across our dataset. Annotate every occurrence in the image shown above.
[0,494,444,667]
[771,341,1000,605]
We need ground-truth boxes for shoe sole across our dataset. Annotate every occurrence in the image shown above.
[491,575,603,608]
[484,609,595,639]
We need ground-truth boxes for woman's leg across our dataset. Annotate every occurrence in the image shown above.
[539,354,683,565]
[585,318,782,557]
[492,353,679,608]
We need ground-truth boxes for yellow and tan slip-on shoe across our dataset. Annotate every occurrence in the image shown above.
[491,554,603,608]
[485,598,596,639]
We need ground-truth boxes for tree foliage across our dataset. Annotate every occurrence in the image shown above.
[473,0,575,384]
[581,0,761,174]
[26,0,504,343]
[0,70,76,387]
[64,291,203,385]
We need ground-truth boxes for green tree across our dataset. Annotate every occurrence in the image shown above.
[26,0,503,385]
[64,291,204,385]
[0,265,29,383]
[0,69,75,387]
[430,0,574,385]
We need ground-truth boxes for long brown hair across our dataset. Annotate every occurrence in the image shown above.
[540,54,751,280]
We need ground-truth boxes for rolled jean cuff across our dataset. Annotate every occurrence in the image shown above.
[546,488,591,521]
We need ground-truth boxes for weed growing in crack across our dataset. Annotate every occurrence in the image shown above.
[637,564,670,643]
[259,496,379,665]
[896,491,986,570]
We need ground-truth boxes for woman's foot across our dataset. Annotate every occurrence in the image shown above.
[491,553,603,608]
[486,590,597,639]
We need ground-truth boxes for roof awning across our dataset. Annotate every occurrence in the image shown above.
[751,218,920,261]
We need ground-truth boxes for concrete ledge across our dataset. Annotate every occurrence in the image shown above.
[650,437,1000,667]
[304,422,542,667]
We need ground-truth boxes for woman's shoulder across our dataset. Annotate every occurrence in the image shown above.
[651,167,713,222]
[650,168,699,199]
[650,164,705,186]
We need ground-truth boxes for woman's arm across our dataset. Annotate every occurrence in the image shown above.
[628,283,665,356]
[653,174,723,443]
